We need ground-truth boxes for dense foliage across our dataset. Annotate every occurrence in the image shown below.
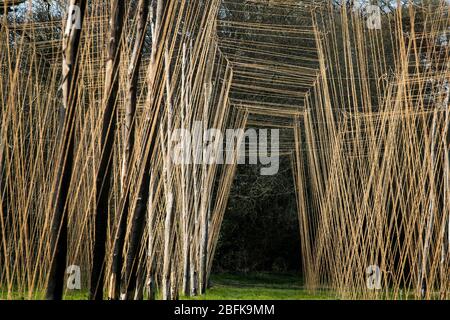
[214,158,302,273]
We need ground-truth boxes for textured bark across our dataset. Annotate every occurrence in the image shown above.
[46,0,86,300]
[190,135,200,296]
[180,43,191,297]
[161,48,176,300]
[149,0,164,84]
[442,101,450,298]
[182,238,191,295]
[170,250,179,300]
[122,171,149,299]
[109,0,149,300]
[90,0,124,300]
[146,170,157,299]
[189,239,198,296]
[122,0,166,299]
[199,81,212,295]
[419,112,438,298]
[199,198,209,295]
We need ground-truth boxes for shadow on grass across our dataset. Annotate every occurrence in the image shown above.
[1,273,338,300]
[183,273,338,300]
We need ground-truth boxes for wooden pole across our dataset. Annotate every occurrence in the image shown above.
[46,0,86,300]
[90,0,125,300]
[109,0,150,300]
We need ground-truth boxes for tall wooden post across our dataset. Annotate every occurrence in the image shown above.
[46,0,86,300]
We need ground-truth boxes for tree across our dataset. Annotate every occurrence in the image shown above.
[46,0,86,300]
[90,0,125,300]
[122,0,166,300]
[161,48,175,300]
[109,0,150,301]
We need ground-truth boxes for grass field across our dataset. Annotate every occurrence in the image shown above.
[5,273,431,300]
[184,273,338,300]
[1,273,338,300]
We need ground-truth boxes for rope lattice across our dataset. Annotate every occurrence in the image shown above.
[0,0,448,300]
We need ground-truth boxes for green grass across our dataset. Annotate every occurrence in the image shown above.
[1,273,338,300]
[0,288,88,300]
[183,273,338,300]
